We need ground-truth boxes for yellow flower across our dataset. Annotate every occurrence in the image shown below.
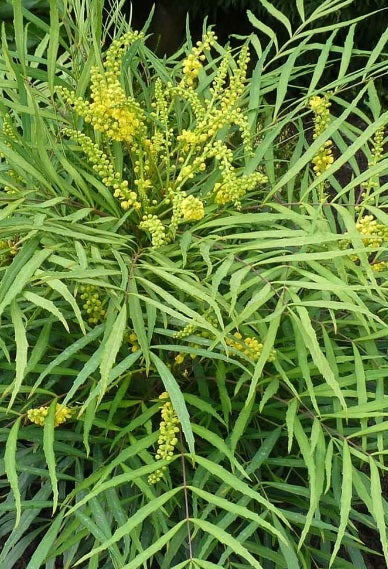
[181,195,205,221]
[27,404,73,427]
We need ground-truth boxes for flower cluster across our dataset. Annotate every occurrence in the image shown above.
[0,239,18,264]
[148,392,180,484]
[59,30,268,248]
[181,195,205,221]
[59,30,145,144]
[371,260,388,272]
[124,329,140,352]
[63,129,140,210]
[341,214,388,270]
[27,403,73,427]
[355,215,387,248]
[139,214,167,248]
[80,284,106,325]
[359,127,385,207]
[213,170,267,207]
[0,114,22,194]
[182,31,217,87]
[226,331,276,363]
[309,95,334,177]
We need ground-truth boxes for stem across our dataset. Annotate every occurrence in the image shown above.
[180,429,193,560]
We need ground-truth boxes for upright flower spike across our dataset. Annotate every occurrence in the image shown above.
[309,94,334,178]
[62,129,140,210]
[181,31,217,87]
[59,30,146,144]
[148,392,180,484]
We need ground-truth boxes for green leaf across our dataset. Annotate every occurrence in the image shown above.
[128,278,150,368]
[190,486,285,543]
[26,511,65,569]
[121,521,186,569]
[293,307,346,409]
[296,0,305,22]
[8,300,28,407]
[43,400,58,513]
[190,518,264,569]
[330,440,352,566]
[286,398,298,453]
[4,416,22,528]
[99,303,127,403]
[369,457,388,565]
[258,0,292,36]
[75,488,182,564]
[247,10,278,52]
[194,455,289,525]
[23,291,69,331]
[0,243,51,319]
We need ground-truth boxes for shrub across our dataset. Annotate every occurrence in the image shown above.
[0,1,387,568]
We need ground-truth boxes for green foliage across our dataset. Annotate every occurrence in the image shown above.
[0,1,388,568]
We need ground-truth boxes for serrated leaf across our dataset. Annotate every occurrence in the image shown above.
[330,440,352,565]
[43,400,58,513]
[23,291,69,331]
[99,303,127,403]
[4,416,22,527]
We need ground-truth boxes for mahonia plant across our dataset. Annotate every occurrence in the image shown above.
[58,30,268,248]
[148,392,180,484]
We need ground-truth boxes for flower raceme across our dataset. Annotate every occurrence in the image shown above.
[309,94,334,178]
[148,392,180,484]
[59,30,268,248]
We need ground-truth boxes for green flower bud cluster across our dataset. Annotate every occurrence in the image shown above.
[368,127,384,167]
[213,170,267,207]
[226,331,276,363]
[139,214,167,248]
[148,392,180,484]
[360,127,385,200]
[27,403,73,427]
[80,284,106,325]
[174,322,198,339]
[0,115,23,194]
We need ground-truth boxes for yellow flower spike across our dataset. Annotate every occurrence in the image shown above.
[148,393,180,484]
[175,353,185,364]
[309,93,334,182]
